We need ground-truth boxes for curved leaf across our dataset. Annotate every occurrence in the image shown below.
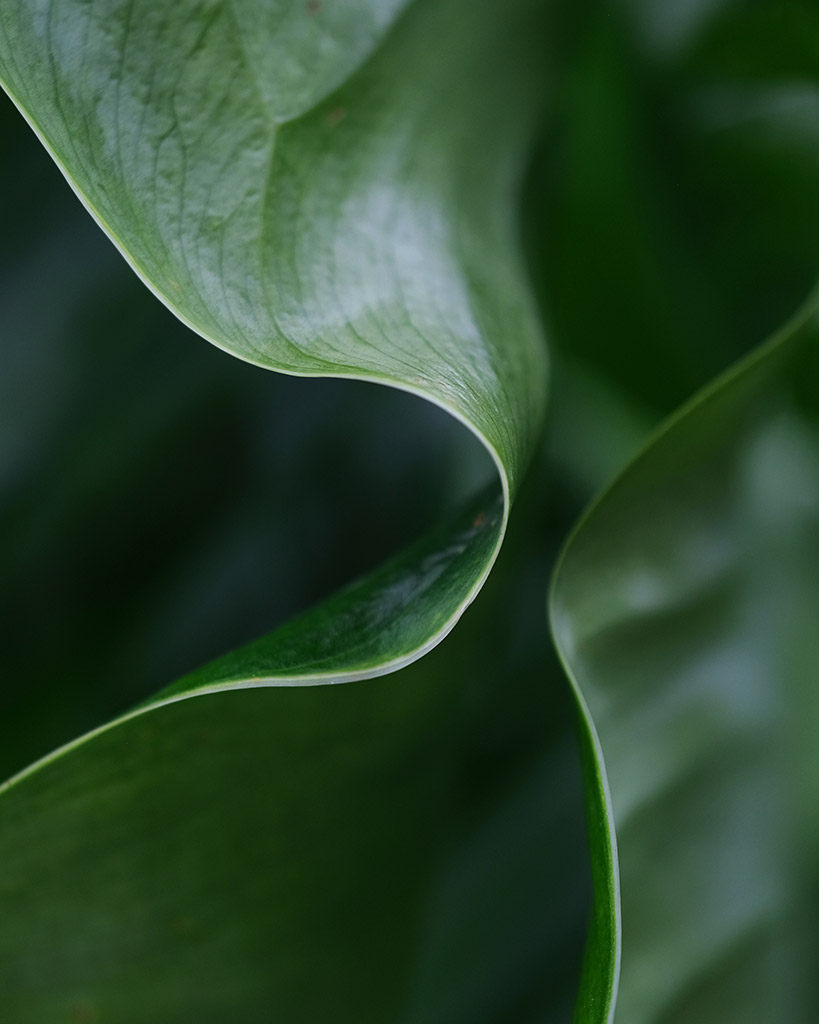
[0,0,553,766]
[0,83,592,1021]
[0,602,589,1024]
[0,0,571,1019]
[0,0,549,578]
[552,293,819,1022]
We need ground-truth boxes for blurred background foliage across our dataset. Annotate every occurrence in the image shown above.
[1,0,818,1019]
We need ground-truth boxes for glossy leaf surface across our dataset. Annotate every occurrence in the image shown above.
[553,297,819,1023]
[0,0,573,1020]
[0,79,591,1022]
[0,0,552,682]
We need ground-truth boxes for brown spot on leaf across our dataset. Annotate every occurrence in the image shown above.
[326,106,347,127]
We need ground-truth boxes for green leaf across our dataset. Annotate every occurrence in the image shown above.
[8,0,818,1020]
[0,0,549,483]
[552,292,819,1022]
[0,0,552,695]
[0,386,588,1022]
[0,0,581,1019]
[0,614,588,1024]
[0,81,592,1021]
[0,0,553,769]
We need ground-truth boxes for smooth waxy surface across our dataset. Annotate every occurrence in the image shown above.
[554,300,819,1023]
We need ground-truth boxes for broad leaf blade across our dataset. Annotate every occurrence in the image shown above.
[0,0,572,1019]
[0,0,552,685]
[0,474,589,1023]
[0,0,548,483]
[552,296,819,1022]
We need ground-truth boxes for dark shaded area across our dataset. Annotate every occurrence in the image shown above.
[524,0,819,419]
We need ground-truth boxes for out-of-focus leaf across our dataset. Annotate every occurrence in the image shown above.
[544,8,819,1018]
[552,292,819,1022]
